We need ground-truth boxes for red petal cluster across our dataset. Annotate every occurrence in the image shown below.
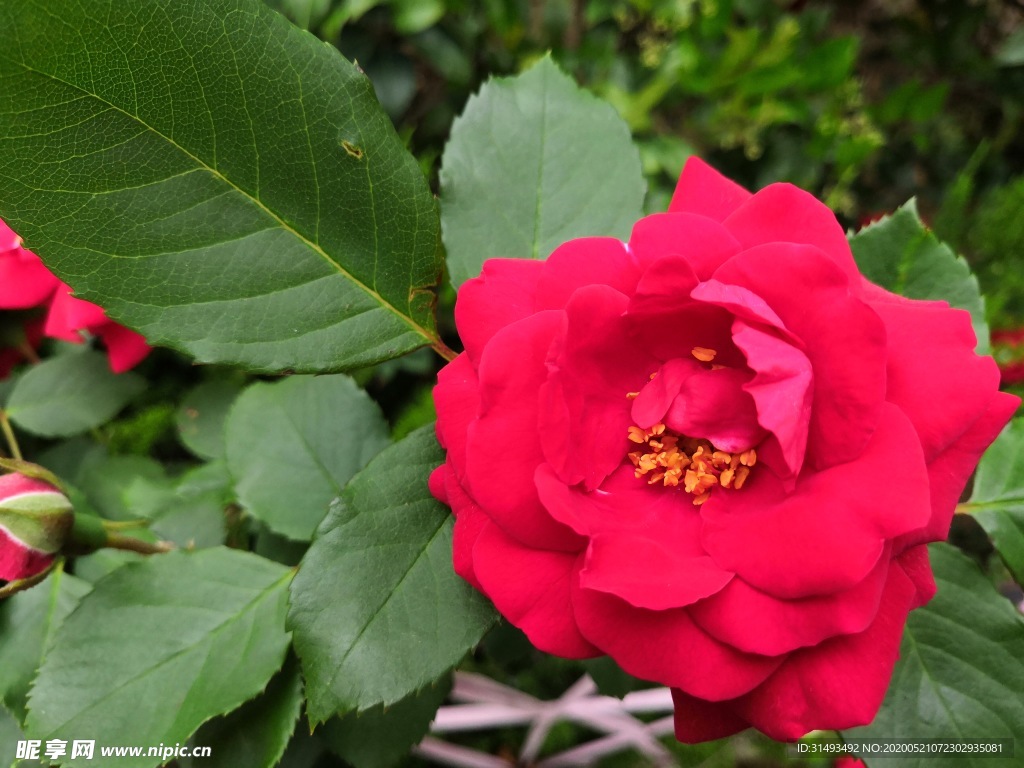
[0,219,150,375]
[431,158,1018,742]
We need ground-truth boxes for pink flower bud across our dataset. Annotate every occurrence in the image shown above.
[0,473,73,582]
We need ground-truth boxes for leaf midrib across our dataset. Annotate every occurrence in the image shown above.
[3,54,436,345]
[319,511,448,706]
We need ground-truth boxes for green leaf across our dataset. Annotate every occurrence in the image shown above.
[0,569,90,722]
[843,544,1024,767]
[963,418,1024,583]
[848,200,990,354]
[0,0,442,374]
[25,548,292,768]
[440,55,645,287]
[177,381,243,462]
[226,375,390,541]
[185,656,303,768]
[322,675,451,768]
[0,704,29,768]
[130,463,232,552]
[4,349,144,438]
[289,425,496,722]
[583,657,640,700]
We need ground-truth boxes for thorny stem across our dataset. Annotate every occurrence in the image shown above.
[0,411,22,461]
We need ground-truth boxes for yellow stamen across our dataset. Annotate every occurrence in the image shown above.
[691,347,717,362]
[628,426,648,444]
[734,466,751,489]
[626,391,639,399]
[739,449,757,467]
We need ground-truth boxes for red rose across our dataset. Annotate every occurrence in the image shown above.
[430,158,1018,742]
[0,473,74,582]
[0,218,151,373]
[0,220,59,309]
[45,282,151,373]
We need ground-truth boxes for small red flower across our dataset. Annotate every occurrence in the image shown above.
[0,220,59,310]
[0,217,151,373]
[45,282,151,373]
[430,158,1016,742]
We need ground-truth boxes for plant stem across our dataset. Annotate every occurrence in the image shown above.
[104,534,174,555]
[0,412,22,461]
[431,339,459,363]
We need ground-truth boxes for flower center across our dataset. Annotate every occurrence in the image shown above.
[625,347,757,506]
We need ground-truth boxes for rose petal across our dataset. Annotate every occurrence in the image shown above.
[0,249,59,309]
[536,463,692,539]
[896,391,1020,551]
[671,688,749,744]
[572,574,783,700]
[870,298,1001,461]
[628,212,741,277]
[700,404,930,599]
[455,258,544,364]
[627,256,742,365]
[689,547,891,656]
[541,285,657,490]
[664,366,766,453]
[732,562,917,740]
[98,323,150,373]
[434,353,480,479]
[473,521,599,658]
[730,319,812,478]
[443,469,490,593]
[465,310,583,551]
[722,182,860,281]
[581,534,733,610]
[631,357,703,428]
[668,157,752,222]
[897,544,936,609]
[710,243,886,469]
[534,237,639,309]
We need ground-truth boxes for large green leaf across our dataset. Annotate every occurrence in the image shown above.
[962,418,1024,583]
[0,568,90,722]
[322,675,451,768]
[843,544,1024,767]
[0,0,443,373]
[185,656,303,768]
[25,548,292,768]
[5,349,144,438]
[289,425,496,722]
[440,55,645,287]
[226,375,391,541]
[848,200,990,353]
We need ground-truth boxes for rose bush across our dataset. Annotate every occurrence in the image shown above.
[0,219,150,374]
[430,158,1018,742]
